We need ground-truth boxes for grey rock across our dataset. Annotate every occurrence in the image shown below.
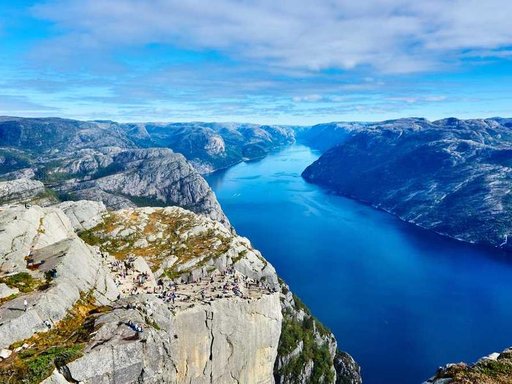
[424,346,512,383]
[0,348,12,359]
[55,148,230,227]
[0,282,18,299]
[335,351,362,384]
[0,118,231,228]
[57,200,107,231]
[0,205,119,349]
[0,178,45,205]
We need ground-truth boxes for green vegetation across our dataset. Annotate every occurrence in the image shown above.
[32,188,60,205]
[91,162,124,180]
[0,149,32,174]
[275,287,336,383]
[79,209,232,274]
[232,249,248,264]
[435,356,512,384]
[0,272,48,294]
[34,166,71,183]
[0,293,18,307]
[13,345,84,384]
[276,312,335,383]
[125,194,166,207]
[0,292,107,384]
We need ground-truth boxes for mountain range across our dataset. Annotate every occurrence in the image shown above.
[301,117,512,252]
[0,116,360,384]
[2,114,512,383]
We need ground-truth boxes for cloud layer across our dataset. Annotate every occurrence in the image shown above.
[32,0,512,73]
[0,1,511,123]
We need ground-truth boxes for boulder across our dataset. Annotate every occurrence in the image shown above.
[0,348,12,360]
[0,283,18,299]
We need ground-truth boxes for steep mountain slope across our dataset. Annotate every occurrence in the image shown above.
[302,117,512,251]
[0,116,133,152]
[0,198,361,383]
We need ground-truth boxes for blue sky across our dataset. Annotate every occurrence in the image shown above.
[1,0,512,124]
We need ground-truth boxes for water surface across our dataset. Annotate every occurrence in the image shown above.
[206,144,512,384]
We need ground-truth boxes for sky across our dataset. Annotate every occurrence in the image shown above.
[0,0,512,125]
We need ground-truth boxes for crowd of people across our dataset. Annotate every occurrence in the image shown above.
[105,254,277,309]
[102,253,279,335]
[109,257,156,296]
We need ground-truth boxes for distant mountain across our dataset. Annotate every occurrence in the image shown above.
[294,122,368,152]
[122,122,296,173]
[0,117,229,226]
[0,117,296,225]
[302,117,512,251]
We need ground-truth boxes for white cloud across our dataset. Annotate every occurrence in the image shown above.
[387,95,447,104]
[0,95,58,114]
[293,94,323,103]
[31,0,512,74]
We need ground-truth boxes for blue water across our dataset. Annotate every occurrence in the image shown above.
[205,144,512,384]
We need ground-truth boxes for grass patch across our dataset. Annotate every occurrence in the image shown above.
[0,293,18,307]
[0,273,47,294]
[79,209,232,273]
[436,358,512,383]
[232,249,248,264]
[125,194,166,207]
[0,292,108,384]
[276,312,335,383]
[274,291,336,383]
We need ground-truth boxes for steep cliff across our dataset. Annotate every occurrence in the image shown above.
[294,122,366,152]
[0,116,361,383]
[58,148,230,227]
[0,201,360,383]
[275,284,361,384]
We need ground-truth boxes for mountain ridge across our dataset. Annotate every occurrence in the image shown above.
[302,117,512,252]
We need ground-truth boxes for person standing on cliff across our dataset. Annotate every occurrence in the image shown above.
[23,299,28,312]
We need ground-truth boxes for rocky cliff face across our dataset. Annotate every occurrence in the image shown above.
[275,284,361,384]
[0,117,228,227]
[59,148,230,227]
[0,201,360,383]
[302,117,512,251]
[0,179,55,206]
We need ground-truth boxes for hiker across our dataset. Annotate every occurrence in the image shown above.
[23,299,28,312]
[44,319,52,329]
